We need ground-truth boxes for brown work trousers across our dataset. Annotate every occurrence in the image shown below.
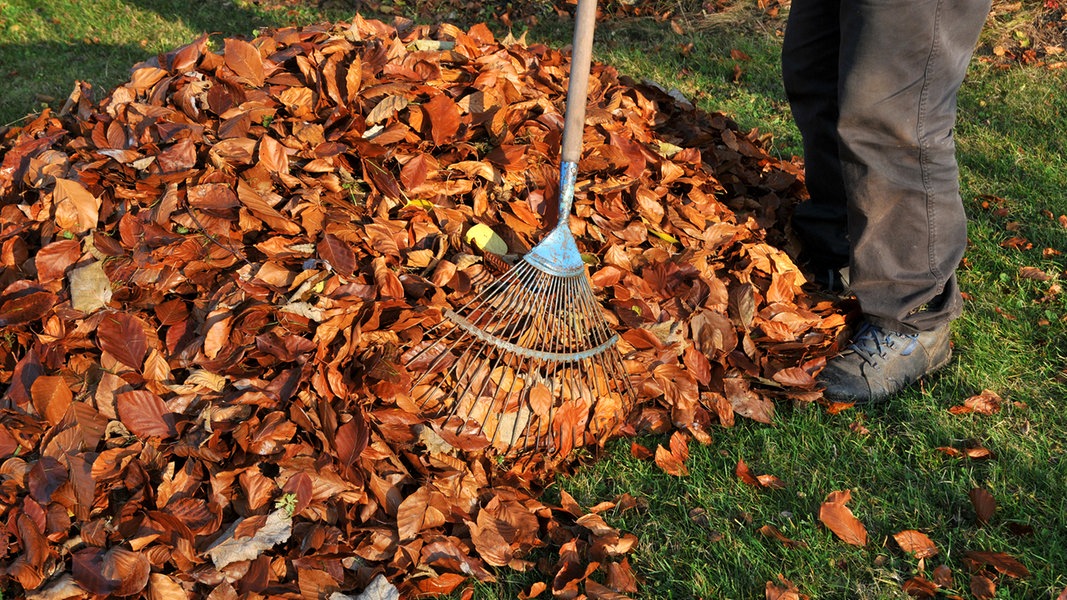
[782,0,992,333]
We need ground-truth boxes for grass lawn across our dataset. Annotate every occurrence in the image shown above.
[1,1,1065,598]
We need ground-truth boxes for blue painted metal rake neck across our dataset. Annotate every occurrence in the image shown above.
[523,161,586,278]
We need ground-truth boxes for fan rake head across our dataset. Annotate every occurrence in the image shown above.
[402,256,634,456]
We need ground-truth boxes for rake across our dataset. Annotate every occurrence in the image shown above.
[403,0,635,455]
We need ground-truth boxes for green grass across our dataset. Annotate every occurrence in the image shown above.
[2,1,1065,598]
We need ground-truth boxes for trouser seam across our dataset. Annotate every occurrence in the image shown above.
[920,0,946,288]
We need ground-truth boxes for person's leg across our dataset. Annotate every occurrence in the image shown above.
[781,0,850,280]
[819,0,992,402]
[837,0,991,333]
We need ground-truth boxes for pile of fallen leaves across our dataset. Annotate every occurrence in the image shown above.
[0,15,846,598]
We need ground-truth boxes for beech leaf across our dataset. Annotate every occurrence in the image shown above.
[970,487,996,525]
[206,508,293,569]
[96,312,149,370]
[818,490,867,546]
[224,38,265,87]
[116,390,177,438]
[68,260,113,313]
[892,530,939,558]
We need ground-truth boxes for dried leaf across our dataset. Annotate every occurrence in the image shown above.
[206,508,293,569]
[423,93,462,145]
[964,550,1030,578]
[892,530,939,559]
[970,574,996,600]
[819,490,867,546]
[758,524,806,548]
[116,390,177,438]
[52,178,100,233]
[68,261,112,313]
[96,312,149,370]
[31,375,72,426]
[970,487,996,525]
[654,443,688,477]
[224,38,265,87]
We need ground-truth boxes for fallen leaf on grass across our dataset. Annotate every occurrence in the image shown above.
[970,573,996,600]
[932,564,953,587]
[654,431,690,476]
[964,551,1030,579]
[892,530,939,558]
[969,487,996,525]
[819,490,867,546]
[1019,266,1052,281]
[758,525,806,548]
[901,576,940,598]
[949,389,1003,415]
[765,574,807,600]
[736,458,786,489]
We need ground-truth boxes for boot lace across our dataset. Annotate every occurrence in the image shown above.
[848,322,918,365]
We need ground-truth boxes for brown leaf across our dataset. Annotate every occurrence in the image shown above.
[396,485,432,542]
[724,378,774,424]
[28,456,68,504]
[366,94,410,125]
[52,178,100,233]
[949,389,1003,415]
[1018,266,1051,281]
[101,547,151,597]
[901,576,940,598]
[606,557,639,593]
[969,487,996,525]
[970,574,996,600]
[96,312,149,370]
[224,38,265,87]
[892,530,939,559]
[630,442,653,460]
[35,239,82,284]
[758,524,806,548]
[518,581,547,600]
[964,551,1030,578]
[586,579,634,600]
[757,474,787,489]
[318,234,356,278]
[765,574,804,600]
[736,458,760,486]
[116,390,177,438]
[964,446,995,460]
[772,366,815,388]
[818,490,867,546]
[423,93,462,146]
[31,375,72,426]
[0,283,56,326]
[654,443,688,477]
[932,564,953,587]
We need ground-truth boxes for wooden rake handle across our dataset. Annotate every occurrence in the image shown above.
[561,0,597,164]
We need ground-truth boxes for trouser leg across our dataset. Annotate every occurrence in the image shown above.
[837,0,991,332]
[781,0,851,272]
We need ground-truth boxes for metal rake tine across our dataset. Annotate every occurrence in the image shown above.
[538,274,580,452]
[422,261,537,420]
[516,269,568,452]
[446,263,549,433]
[572,274,635,414]
[487,350,528,448]
[506,267,564,450]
